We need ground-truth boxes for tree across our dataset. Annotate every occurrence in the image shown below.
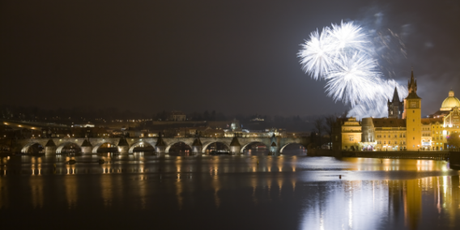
[324,115,337,149]
[447,134,460,151]
[313,117,325,147]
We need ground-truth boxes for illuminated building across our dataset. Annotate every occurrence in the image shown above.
[403,72,422,151]
[336,70,460,151]
[340,117,362,150]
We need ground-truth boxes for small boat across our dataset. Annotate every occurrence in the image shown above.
[67,160,76,165]
[98,159,105,164]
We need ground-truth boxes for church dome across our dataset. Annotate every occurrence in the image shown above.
[440,90,460,111]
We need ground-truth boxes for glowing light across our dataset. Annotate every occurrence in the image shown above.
[298,21,408,118]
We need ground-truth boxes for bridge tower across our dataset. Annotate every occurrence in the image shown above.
[155,132,166,157]
[81,138,93,155]
[45,139,56,155]
[229,135,241,155]
[117,137,129,155]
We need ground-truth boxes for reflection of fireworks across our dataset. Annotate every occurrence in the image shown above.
[298,21,407,118]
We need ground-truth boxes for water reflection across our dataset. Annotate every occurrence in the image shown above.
[0,154,460,229]
[300,176,460,230]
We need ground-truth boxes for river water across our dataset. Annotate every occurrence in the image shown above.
[0,152,459,230]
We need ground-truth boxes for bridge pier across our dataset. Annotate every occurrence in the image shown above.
[117,138,130,155]
[230,146,241,155]
[192,146,202,156]
[155,147,166,157]
[81,139,93,155]
[155,132,167,157]
[230,136,241,155]
[45,139,57,156]
[269,136,279,156]
[192,137,203,156]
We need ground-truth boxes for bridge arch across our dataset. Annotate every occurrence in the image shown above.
[21,142,43,154]
[241,142,269,154]
[56,142,81,154]
[128,141,155,153]
[202,142,230,153]
[92,141,118,154]
[165,141,192,154]
[280,143,307,155]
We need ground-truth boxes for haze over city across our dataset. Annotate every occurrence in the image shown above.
[1,0,459,116]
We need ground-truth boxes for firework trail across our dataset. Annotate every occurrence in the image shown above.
[298,21,407,118]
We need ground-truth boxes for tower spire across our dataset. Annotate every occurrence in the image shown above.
[392,86,400,102]
[408,69,417,93]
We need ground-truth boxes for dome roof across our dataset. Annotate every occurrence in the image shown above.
[440,90,460,111]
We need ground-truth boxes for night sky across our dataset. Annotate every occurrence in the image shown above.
[1,0,459,116]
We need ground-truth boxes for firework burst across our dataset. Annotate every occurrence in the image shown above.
[298,21,407,118]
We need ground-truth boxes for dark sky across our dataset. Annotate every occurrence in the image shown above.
[1,0,459,116]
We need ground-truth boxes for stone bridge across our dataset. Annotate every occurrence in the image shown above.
[19,135,309,156]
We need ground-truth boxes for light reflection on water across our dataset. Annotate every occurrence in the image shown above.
[0,151,459,229]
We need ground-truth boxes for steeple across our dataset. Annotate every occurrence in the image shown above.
[406,69,420,99]
[392,86,400,102]
[408,69,417,94]
[388,86,403,118]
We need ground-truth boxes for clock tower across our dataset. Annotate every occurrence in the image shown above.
[403,70,422,150]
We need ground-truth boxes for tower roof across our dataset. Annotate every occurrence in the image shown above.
[406,70,420,99]
[391,87,400,102]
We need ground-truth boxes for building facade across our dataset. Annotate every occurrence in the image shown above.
[336,70,460,151]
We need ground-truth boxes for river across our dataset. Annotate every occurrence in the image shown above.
[0,152,459,230]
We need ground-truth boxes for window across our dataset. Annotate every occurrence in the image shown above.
[395,135,397,138]
[384,141,386,144]
[413,137,415,140]
[395,141,397,144]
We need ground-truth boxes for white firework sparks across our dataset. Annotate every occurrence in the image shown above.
[325,52,380,107]
[298,29,334,80]
[298,21,408,119]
